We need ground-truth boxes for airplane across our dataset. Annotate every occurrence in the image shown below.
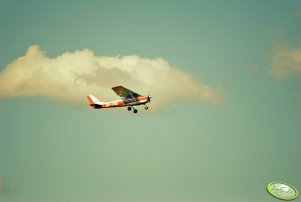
[86,86,152,113]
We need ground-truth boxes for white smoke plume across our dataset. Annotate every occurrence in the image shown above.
[269,42,301,79]
[0,45,222,109]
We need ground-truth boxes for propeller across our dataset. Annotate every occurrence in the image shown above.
[148,91,152,103]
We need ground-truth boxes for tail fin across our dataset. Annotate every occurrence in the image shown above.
[86,95,105,108]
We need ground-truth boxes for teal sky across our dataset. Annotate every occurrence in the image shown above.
[0,1,300,202]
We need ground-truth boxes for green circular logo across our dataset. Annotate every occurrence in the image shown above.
[267,182,299,201]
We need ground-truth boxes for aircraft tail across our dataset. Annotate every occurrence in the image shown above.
[87,95,106,108]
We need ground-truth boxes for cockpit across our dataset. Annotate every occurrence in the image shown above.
[124,94,138,100]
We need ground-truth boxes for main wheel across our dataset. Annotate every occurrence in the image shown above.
[133,109,138,113]
[144,106,148,110]
[127,106,132,111]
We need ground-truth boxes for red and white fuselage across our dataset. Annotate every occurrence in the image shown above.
[87,95,150,109]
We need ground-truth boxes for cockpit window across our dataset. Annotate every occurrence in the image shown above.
[125,94,138,99]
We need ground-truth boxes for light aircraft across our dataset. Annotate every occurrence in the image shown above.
[87,86,152,113]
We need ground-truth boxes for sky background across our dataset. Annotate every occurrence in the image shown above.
[0,0,300,202]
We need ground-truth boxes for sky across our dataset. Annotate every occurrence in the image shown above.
[0,0,300,202]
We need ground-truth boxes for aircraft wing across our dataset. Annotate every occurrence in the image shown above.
[112,86,141,98]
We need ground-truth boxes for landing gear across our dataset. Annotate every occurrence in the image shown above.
[128,106,138,113]
[144,105,148,110]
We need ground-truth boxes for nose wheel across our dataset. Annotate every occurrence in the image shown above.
[133,109,138,113]
[127,106,132,111]
[144,105,148,110]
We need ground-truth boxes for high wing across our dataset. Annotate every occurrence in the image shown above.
[112,86,141,99]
